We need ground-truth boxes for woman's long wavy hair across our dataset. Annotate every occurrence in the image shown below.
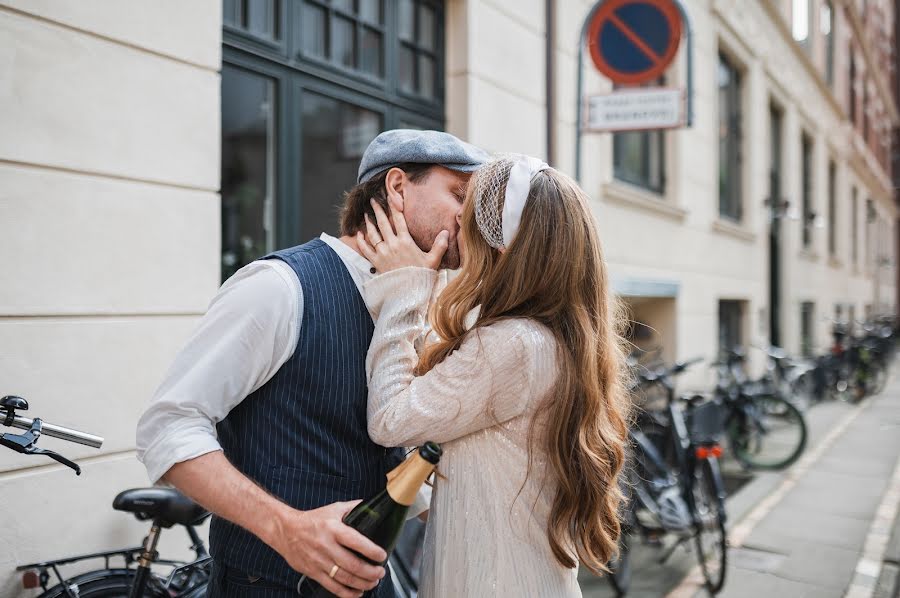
[415,162,631,574]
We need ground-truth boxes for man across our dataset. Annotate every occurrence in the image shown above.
[136,130,489,598]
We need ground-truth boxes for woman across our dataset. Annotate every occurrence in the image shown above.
[356,155,630,597]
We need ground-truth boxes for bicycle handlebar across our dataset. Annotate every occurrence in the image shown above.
[6,415,103,449]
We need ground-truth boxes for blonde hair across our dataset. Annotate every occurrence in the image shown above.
[416,164,631,573]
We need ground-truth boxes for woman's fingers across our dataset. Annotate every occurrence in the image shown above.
[364,214,382,246]
[356,232,376,261]
[370,200,396,240]
[426,230,450,268]
[391,203,409,236]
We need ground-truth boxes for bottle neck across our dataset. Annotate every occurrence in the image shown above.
[385,454,436,506]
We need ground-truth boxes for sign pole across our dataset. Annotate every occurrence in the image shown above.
[574,0,693,183]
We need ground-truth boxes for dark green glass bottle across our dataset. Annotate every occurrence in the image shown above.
[302,442,442,597]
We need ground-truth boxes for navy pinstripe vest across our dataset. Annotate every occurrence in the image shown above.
[209,239,405,595]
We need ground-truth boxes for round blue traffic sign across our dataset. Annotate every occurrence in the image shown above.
[587,0,683,85]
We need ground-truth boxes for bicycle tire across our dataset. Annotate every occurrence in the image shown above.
[728,395,807,470]
[39,569,167,598]
[691,457,727,594]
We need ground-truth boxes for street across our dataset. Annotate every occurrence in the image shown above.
[580,376,900,598]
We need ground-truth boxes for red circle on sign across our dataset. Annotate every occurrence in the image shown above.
[587,0,683,85]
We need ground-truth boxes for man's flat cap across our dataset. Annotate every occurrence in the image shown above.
[357,129,489,183]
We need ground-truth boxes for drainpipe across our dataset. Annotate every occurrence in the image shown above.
[545,0,556,166]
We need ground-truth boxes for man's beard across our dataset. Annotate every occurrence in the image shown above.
[411,228,461,270]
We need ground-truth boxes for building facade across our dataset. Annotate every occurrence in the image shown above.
[1,0,896,592]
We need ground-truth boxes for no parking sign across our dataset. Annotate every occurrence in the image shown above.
[586,0,683,85]
[574,0,693,177]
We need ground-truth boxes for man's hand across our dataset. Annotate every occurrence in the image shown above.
[270,500,386,598]
[162,453,385,598]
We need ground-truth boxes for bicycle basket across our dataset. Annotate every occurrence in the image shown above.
[686,398,726,445]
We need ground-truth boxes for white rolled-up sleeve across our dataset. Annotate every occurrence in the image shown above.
[136,260,301,484]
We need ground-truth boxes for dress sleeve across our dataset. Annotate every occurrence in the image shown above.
[364,267,554,448]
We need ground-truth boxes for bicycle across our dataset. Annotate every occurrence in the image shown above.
[714,350,808,470]
[607,358,728,596]
[3,395,212,597]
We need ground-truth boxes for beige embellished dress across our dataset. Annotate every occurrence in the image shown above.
[364,267,583,598]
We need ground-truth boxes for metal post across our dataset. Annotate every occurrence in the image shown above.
[575,0,694,183]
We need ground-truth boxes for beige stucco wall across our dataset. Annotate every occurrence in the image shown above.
[0,0,896,593]
[0,2,220,594]
[446,0,897,387]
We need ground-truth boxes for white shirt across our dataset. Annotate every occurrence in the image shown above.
[135,233,431,514]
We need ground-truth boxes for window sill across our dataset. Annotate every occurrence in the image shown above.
[711,219,756,242]
[602,181,687,222]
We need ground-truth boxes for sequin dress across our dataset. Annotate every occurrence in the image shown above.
[364,267,583,598]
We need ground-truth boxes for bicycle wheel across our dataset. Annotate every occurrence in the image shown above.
[691,457,727,594]
[870,365,888,395]
[728,395,807,470]
[40,569,167,598]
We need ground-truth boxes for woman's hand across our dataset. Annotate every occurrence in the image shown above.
[357,199,449,272]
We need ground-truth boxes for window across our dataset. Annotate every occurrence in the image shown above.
[801,133,813,248]
[792,0,811,49]
[827,160,836,256]
[220,0,445,281]
[221,65,276,281]
[718,53,743,221]
[299,93,383,241]
[224,0,281,40]
[613,125,665,194]
[863,84,870,142]
[613,78,666,193]
[718,300,744,357]
[398,0,440,98]
[866,198,875,269]
[851,187,859,265]
[822,0,834,85]
[849,51,857,124]
[299,0,386,78]
[800,301,815,357]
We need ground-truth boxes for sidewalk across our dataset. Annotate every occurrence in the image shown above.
[580,376,900,598]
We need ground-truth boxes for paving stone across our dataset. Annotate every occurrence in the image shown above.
[708,566,841,598]
[778,470,886,520]
[771,540,859,590]
[873,562,899,598]
[750,506,871,552]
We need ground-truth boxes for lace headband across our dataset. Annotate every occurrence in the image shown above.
[473,154,550,249]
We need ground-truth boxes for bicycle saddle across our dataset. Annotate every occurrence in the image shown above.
[113,488,209,527]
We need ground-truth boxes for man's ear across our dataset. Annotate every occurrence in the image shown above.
[384,167,406,213]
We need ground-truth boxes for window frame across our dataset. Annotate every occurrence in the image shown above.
[800,132,813,249]
[827,159,836,257]
[718,51,744,222]
[822,0,835,85]
[851,186,859,265]
[220,1,447,281]
[612,127,666,195]
[800,301,815,357]
[718,299,745,358]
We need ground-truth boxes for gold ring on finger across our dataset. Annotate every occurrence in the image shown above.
[329,564,340,579]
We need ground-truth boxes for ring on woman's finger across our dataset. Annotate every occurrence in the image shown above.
[329,564,340,579]
[374,239,384,247]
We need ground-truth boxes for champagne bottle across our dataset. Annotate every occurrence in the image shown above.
[301,442,442,597]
